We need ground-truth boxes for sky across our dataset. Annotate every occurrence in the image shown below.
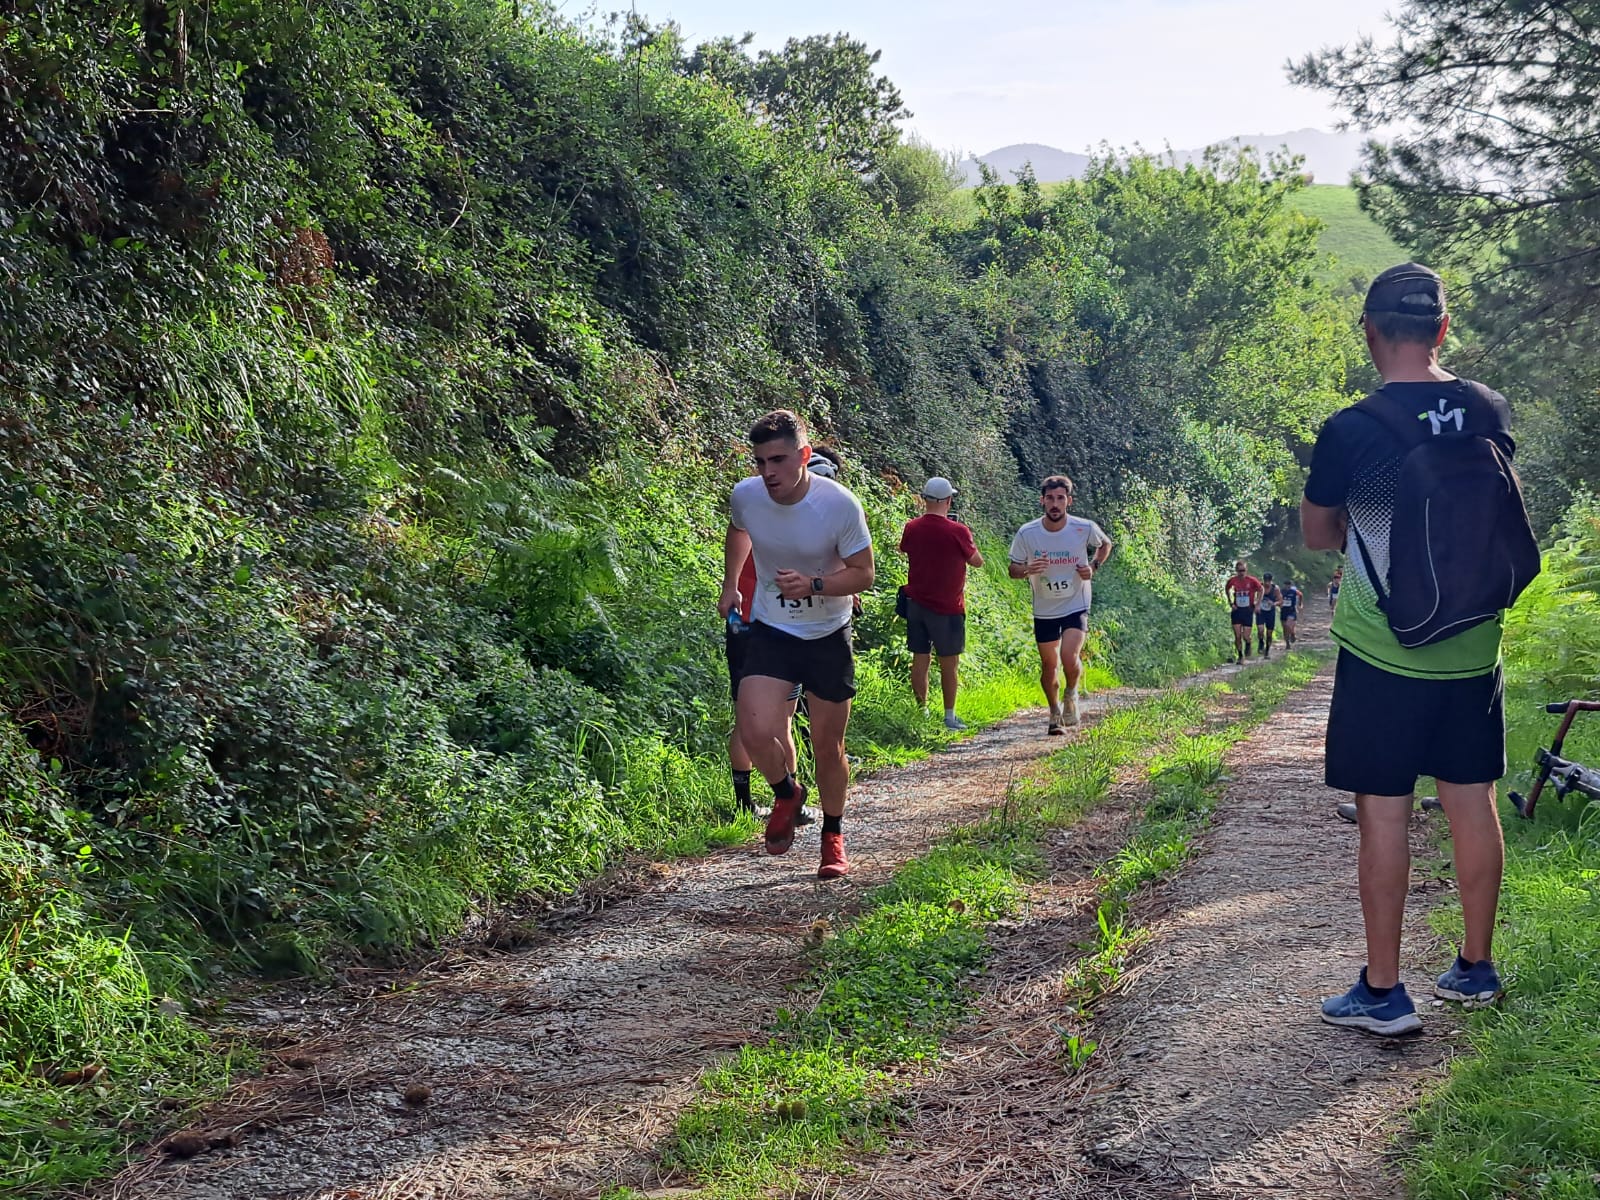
[593,0,1399,157]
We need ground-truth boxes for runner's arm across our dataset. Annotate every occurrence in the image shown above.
[830,546,874,594]
[720,523,751,618]
[1091,538,1113,569]
[967,548,985,568]
[774,547,874,599]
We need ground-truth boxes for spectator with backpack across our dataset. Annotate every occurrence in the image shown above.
[1301,263,1540,1036]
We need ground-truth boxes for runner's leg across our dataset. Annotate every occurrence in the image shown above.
[1060,625,1087,699]
[738,675,804,793]
[1354,793,1412,988]
[804,696,852,818]
[1037,639,1061,712]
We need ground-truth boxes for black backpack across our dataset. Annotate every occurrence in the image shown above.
[1350,387,1540,649]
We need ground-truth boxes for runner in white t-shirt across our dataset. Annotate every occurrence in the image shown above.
[1009,475,1113,734]
[718,410,874,880]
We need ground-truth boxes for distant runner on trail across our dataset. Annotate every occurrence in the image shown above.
[1327,566,1342,611]
[1225,561,1262,665]
[1009,475,1112,735]
[899,476,984,730]
[720,410,874,879]
[1304,262,1528,1035]
[1256,572,1282,658]
[1279,579,1303,648]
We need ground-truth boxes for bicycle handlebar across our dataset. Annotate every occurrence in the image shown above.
[1546,701,1600,714]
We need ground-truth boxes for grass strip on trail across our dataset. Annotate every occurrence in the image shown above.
[621,650,1327,1199]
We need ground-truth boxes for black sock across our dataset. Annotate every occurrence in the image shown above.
[1361,968,1395,997]
[732,770,752,809]
[822,813,842,834]
[771,773,797,801]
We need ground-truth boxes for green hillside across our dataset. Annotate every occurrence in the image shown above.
[1287,185,1408,285]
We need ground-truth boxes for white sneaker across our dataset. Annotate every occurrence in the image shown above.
[1062,690,1080,726]
[944,713,967,730]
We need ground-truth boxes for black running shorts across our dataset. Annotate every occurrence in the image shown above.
[1325,650,1505,796]
[1033,611,1087,644]
[742,621,856,703]
[1282,608,1298,623]
[1257,609,1277,630]
[1231,607,1255,628]
[905,598,967,657]
[726,629,801,704]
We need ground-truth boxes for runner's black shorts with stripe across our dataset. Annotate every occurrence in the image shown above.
[725,629,803,704]
[1325,650,1505,796]
[741,621,856,703]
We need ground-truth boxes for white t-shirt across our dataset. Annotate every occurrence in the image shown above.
[730,474,872,640]
[1009,516,1109,618]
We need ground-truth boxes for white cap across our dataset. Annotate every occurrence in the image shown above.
[921,476,957,500]
[810,458,837,479]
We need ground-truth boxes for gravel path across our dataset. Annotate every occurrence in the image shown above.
[104,667,1229,1200]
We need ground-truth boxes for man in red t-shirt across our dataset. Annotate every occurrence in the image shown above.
[1225,560,1264,666]
[898,477,984,729]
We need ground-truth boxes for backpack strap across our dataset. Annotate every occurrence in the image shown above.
[1344,389,1419,611]
[1354,386,1430,449]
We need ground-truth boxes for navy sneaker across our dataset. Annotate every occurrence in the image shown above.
[1435,957,1503,1007]
[1320,969,1423,1036]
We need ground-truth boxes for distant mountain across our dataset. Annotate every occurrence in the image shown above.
[960,128,1369,187]
[960,143,1092,187]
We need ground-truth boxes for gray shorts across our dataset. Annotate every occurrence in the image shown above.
[905,597,966,657]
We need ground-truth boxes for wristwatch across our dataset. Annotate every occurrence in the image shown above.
[811,576,825,594]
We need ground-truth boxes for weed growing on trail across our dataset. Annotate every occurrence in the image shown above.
[646,650,1328,1199]
[1060,1033,1098,1072]
[1060,904,1152,1006]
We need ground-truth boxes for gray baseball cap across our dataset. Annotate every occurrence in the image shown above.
[921,476,957,500]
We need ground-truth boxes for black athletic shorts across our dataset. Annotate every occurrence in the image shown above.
[1325,649,1505,796]
[1231,607,1255,628]
[1257,609,1277,630]
[1282,607,1298,622]
[725,629,802,704]
[905,598,967,657]
[1034,610,1088,643]
[742,621,856,703]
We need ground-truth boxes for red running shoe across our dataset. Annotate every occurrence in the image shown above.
[817,830,850,879]
[765,785,805,855]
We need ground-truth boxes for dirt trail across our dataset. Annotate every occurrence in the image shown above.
[105,614,1462,1200]
[1073,662,1459,1200]
[104,663,1242,1200]
[839,617,1464,1200]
